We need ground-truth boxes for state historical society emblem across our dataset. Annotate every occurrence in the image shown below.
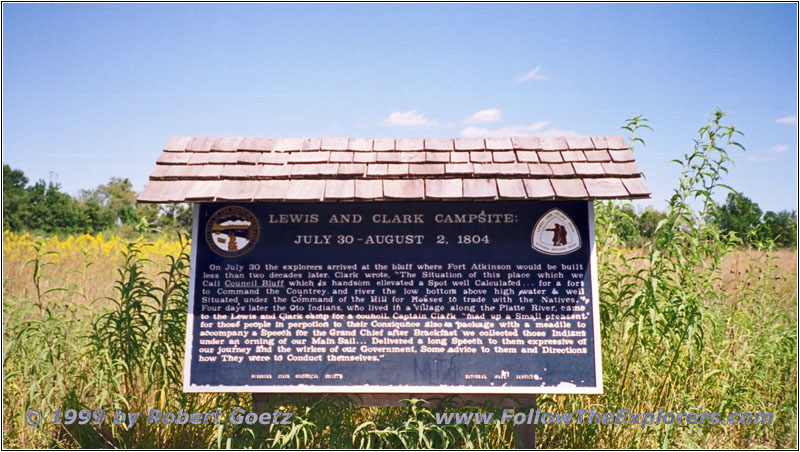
[531,208,581,255]
[205,206,260,258]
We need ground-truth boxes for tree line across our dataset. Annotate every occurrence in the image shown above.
[2,164,796,248]
[3,165,191,235]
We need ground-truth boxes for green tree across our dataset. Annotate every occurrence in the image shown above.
[3,165,30,231]
[761,210,797,248]
[713,191,763,243]
[637,207,668,238]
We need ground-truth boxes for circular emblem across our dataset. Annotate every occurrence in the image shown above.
[531,208,581,255]
[205,206,260,258]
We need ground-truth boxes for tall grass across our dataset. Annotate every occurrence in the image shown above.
[2,111,796,448]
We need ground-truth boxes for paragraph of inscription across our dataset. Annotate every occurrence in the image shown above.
[196,261,590,383]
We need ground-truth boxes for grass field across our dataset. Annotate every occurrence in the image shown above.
[2,226,796,449]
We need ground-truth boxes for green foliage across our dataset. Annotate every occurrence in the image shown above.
[3,112,796,449]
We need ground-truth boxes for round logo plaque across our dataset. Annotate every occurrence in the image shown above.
[204,206,260,258]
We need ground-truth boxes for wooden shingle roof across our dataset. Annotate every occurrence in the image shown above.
[137,136,650,203]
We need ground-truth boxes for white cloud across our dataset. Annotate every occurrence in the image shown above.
[460,121,579,138]
[776,115,797,125]
[381,109,439,127]
[464,108,503,125]
[515,67,549,83]
[747,155,779,162]
[769,144,789,153]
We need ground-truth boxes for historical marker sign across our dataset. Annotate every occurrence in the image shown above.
[184,201,602,394]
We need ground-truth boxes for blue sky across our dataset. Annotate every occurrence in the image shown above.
[3,4,797,212]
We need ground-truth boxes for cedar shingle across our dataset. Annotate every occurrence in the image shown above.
[425,179,462,198]
[186,137,215,152]
[496,179,527,199]
[221,165,258,179]
[212,137,242,152]
[139,180,193,202]
[383,179,425,199]
[602,162,641,176]
[348,138,374,152]
[550,163,575,177]
[185,180,221,201]
[584,178,629,198]
[187,152,210,165]
[285,180,325,200]
[446,163,475,174]
[622,177,650,196]
[561,151,587,162]
[454,138,485,151]
[208,152,239,164]
[353,152,377,163]
[257,153,289,165]
[573,162,605,176]
[451,152,470,163]
[473,163,501,175]
[150,165,170,180]
[497,163,530,175]
[551,179,588,198]
[410,164,445,175]
[259,165,290,178]
[367,164,389,176]
[493,151,516,163]
[528,163,553,176]
[255,180,290,200]
[288,151,330,163]
[330,151,354,163]
[355,179,383,199]
[301,138,321,152]
[516,151,539,163]
[157,152,192,165]
[291,164,324,177]
[425,152,450,163]
[239,137,276,151]
[398,152,425,163]
[606,136,629,150]
[164,136,192,152]
[470,151,493,163]
[387,164,409,177]
[485,137,513,151]
[165,165,202,179]
[565,136,593,150]
[396,138,424,151]
[273,138,305,152]
[198,165,224,179]
[511,137,542,150]
[522,179,555,199]
[609,149,635,162]
[324,179,355,199]
[424,138,453,151]
[376,152,401,163]
[321,137,349,151]
[584,150,611,162]
[338,164,367,176]
[463,179,497,198]
[590,136,609,150]
[540,136,567,151]
[372,138,395,151]
[237,151,262,165]
[216,180,259,201]
[538,152,564,163]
